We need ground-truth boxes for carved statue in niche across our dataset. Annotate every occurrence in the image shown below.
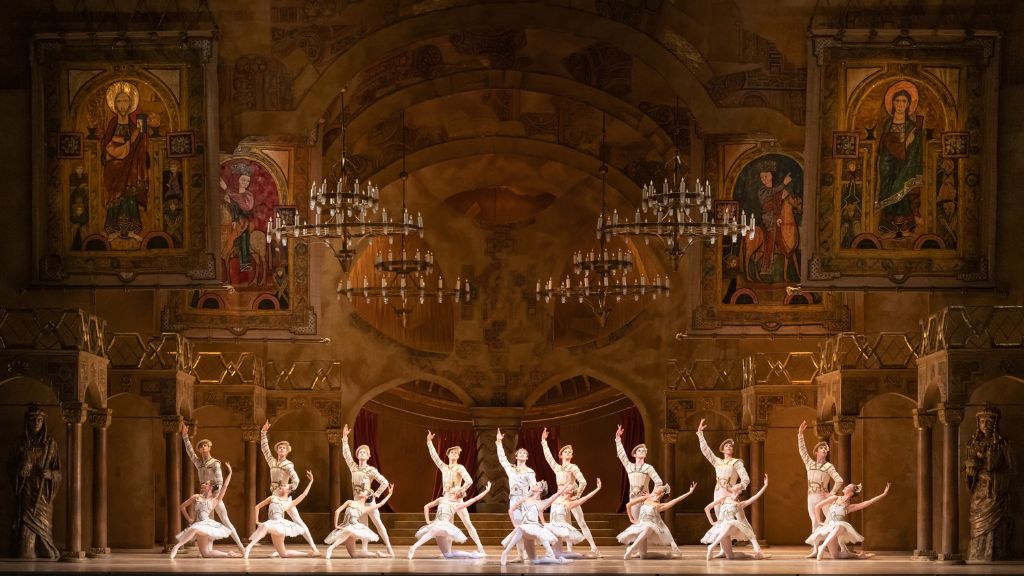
[963,403,1014,562]
[10,405,61,559]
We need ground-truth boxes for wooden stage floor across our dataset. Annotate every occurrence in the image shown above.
[1,546,1024,575]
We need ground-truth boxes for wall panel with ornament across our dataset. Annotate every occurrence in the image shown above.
[31,33,218,284]
[805,29,999,286]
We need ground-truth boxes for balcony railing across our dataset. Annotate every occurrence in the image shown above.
[743,352,820,387]
[921,306,1024,356]
[0,308,106,356]
[819,332,919,373]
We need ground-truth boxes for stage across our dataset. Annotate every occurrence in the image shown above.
[2,547,1023,575]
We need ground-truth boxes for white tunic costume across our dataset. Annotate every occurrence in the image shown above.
[324,504,379,545]
[700,500,757,544]
[798,432,844,530]
[176,497,231,541]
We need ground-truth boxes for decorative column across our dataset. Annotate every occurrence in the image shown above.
[660,429,679,533]
[937,405,964,562]
[88,408,112,557]
[469,407,524,512]
[737,430,751,466]
[162,415,182,553]
[748,427,766,539]
[241,425,259,535]
[912,409,937,559]
[326,428,344,513]
[60,402,89,562]
[832,417,855,482]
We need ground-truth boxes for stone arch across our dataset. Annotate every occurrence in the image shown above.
[345,374,475,426]
[526,368,653,436]
[240,3,800,144]
[818,395,838,423]
[918,379,944,410]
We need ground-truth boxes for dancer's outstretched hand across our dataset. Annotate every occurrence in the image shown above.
[541,428,548,441]
[426,430,434,442]
[687,481,697,493]
[496,428,504,442]
[762,474,768,486]
[799,420,808,433]
[615,424,624,439]
[342,424,350,437]
[262,420,271,432]
[306,470,314,482]
[697,419,707,432]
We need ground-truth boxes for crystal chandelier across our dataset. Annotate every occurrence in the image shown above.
[336,116,471,328]
[598,126,755,271]
[537,116,670,327]
[266,89,422,271]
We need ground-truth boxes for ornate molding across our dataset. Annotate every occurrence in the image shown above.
[326,428,343,446]
[660,428,679,444]
[88,408,112,429]
[912,409,936,430]
[61,401,89,425]
[748,427,767,443]
[938,405,964,427]
[832,417,856,436]
[161,414,183,434]
[241,425,259,443]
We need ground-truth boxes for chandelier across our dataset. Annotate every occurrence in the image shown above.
[336,115,471,328]
[598,132,755,271]
[266,89,422,271]
[537,116,670,327]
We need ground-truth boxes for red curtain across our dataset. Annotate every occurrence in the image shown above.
[430,428,478,508]
[353,408,392,512]
[617,406,645,512]
[516,426,559,493]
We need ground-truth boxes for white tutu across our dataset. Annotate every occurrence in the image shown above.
[546,521,584,544]
[616,521,674,546]
[414,520,467,543]
[805,521,864,546]
[262,518,306,538]
[325,523,379,545]
[700,519,756,544]
[178,519,231,541]
[501,523,557,547]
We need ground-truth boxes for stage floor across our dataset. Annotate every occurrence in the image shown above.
[1,547,1023,575]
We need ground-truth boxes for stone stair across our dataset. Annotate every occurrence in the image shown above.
[377,512,630,546]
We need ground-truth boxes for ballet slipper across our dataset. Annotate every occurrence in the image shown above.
[706,545,714,561]
[590,547,603,558]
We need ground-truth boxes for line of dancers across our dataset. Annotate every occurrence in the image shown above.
[169,419,889,562]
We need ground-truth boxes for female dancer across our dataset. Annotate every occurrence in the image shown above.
[324,484,395,559]
[701,474,769,560]
[499,481,566,565]
[340,424,394,557]
[546,479,602,559]
[808,482,890,560]
[618,482,696,560]
[170,462,238,558]
[243,470,315,559]
[407,482,491,559]
[495,428,536,561]
[797,420,844,557]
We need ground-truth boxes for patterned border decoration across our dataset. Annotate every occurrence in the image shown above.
[831,131,859,159]
[941,132,970,158]
[57,132,83,159]
[166,131,196,157]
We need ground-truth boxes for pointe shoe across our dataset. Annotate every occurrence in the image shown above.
[590,548,603,558]
[243,547,252,559]
[805,547,818,558]
[816,548,826,561]
[169,547,179,560]
[671,547,682,558]
[407,549,415,560]
[476,548,486,557]
[706,546,714,561]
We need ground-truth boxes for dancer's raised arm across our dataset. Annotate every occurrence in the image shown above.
[253,495,273,524]
[454,482,491,512]
[625,494,647,523]
[658,481,698,512]
[738,475,768,508]
[284,471,314,511]
[332,500,351,529]
[847,483,890,513]
[179,494,197,524]
[365,484,395,513]
[614,425,631,468]
[566,478,602,510]
[210,462,233,506]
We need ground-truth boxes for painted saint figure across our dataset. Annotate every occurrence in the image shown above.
[101,82,149,241]
[619,482,697,560]
[964,403,1013,561]
[340,423,394,557]
[170,462,239,558]
[12,405,60,559]
[407,482,491,560]
[180,424,245,553]
[614,425,680,556]
[426,430,485,554]
[221,164,257,275]
[702,475,769,560]
[876,83,923,238]
[753,160,798,281]
[324,485,395,559]
[259,420,320,555]
[798,420,844,558]
[807,482,890,560]
[541,427,601,557]
[244,471,317,559]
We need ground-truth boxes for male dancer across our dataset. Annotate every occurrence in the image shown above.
[426,431,485,555]
[614,425,680,556]
[496,428,536,562]
[540,428,601,557]
[260,420,320,555]
[181,423,245,554]
[696,419,763,558]
[341,424,394,557]
[798,420,845,557]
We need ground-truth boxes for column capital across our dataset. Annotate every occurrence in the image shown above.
[913,409,937,430]
[241,425,260,443]
[938,405,964,427]
[61,401,89,425]
[660,428,680,444]
[88,408,112,429]
[161,415,183,434]
[326,428,343,446]
[748,427,767,443]
[832,417,856,437]
[814,421,833,440]
[736,430,751,445]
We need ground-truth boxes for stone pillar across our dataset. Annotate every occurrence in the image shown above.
[748,427,766,539]
[938,405,964,562]
[241,425,259,535]
[660,429,679,533]
[326,428,343,513]
[737,430,751,465]
[469,407,524,512]
[87,408,112,557]
[912,410,937,560]
[60,402,89,562]
[162,415,182,553]
[832,417,855,482]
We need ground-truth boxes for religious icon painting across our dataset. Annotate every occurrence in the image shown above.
[806,28,998,286]
[32,33,217,283]
[167,131,196,157]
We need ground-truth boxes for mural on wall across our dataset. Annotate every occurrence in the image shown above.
[162,142,315,335]
[33,36,216,282]
[695,137,849,333]
[807,30,998,284]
